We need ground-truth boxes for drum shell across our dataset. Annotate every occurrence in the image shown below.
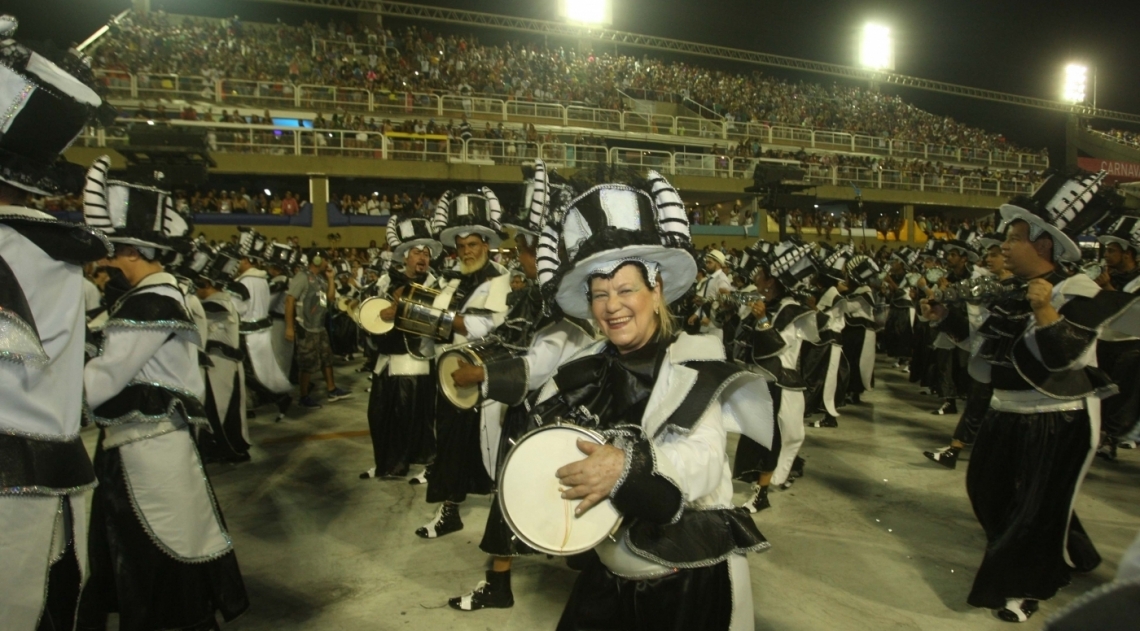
[438,341,516,410]
[394,284,453,339]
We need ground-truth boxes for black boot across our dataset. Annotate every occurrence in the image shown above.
[923,446,960,469]
[416,502,463,538]
[931,399,958,415]
[790,456,806,479]
[448,570,514,611]
[808,414,838,428]
[741,485,771,514]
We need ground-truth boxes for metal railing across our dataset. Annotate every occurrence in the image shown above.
[95,69,1049,171]
[77,119,1039,197]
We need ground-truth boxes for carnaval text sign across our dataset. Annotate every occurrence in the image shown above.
[1077,157,1140,184]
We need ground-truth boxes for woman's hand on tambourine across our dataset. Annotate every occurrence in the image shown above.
[451,358,485,388]
[557,441,625,516]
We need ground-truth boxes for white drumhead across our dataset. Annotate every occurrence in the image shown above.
[356,297,394,334]
[499,425,621,556]
[439,350,480,410]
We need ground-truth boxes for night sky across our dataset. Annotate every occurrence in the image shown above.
[8,0,1140,161]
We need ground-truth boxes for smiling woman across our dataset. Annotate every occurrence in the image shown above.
[520,170,777,631]
[588,262,674,353]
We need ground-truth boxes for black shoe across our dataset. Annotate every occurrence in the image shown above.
[741,485,771,514]
[923,447,960,470]
[790,456,806,479]
[995,599,1038,623]
[360,467,378,480]
[448,570,514,611]
[808,414,838,428]
[1096,441,1117,461]
[408,468,429,485]
[416,503,463,538]
[931,400,958,415]
[849,393,862,405]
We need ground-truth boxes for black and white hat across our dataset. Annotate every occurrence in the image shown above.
[999,169,1115,263]
[761,241,817,288]
[82,155,193,253]
[974,231,1005,252]
[204,245,242,283]
[889,246,922,269]
[264,241,296,268]
[174,239,214,282]
[845,254,881,284]
[237,227,268,262]
[941,229,980,263]
[1098,215,1140,254]
[549,170,697,319]
[819,243,854,281]
[432,188,505,247]
[386,214,442,259]
[499,160,555,239]
[739,241,775,278]
[0,16,114,196]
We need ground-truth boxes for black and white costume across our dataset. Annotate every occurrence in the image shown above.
[418,189,513,536]
[234,228,292,417]
[936,171,1140,622]
[0,21,115,628]
[533,172,775,631]
[840,255,880,402]
[78,167,248,630]
[731,242,819,507]
[362,217,440,479]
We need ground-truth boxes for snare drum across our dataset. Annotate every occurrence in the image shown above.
[395,284,454,339]
[356,296,395,334]
[498,424,622,556]
[437,340,515,409]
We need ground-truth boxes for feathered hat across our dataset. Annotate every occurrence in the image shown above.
[1097,215,1140,254]
[431,188,505,247]
[999,169,1115,263]
[82,155,193,254]
[548,170,697,319]
[0,16,115,196]
[386,214,442,259]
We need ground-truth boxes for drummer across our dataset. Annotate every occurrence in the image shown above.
[360,216,442,481]
[412,189,514,539]
[445,161,595,612]
[531,171,775,630]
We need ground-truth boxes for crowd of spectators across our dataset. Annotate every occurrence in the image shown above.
[170,187,306,214]
[93,12,1044,156]
[334,191,431,217]
[1095,127,1140,149]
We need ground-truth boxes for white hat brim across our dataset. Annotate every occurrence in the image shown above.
[440,226,501,248]
[395,238,443,260]
[999,204,1082,263]
[555,245,697,320]
[1097,235,1136,251]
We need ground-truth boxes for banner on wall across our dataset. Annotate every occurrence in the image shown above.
[1077,157,1140,184]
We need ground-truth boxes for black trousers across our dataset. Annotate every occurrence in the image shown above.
[425,395,493,504]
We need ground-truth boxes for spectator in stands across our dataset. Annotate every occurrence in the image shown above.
[279,191,298,216]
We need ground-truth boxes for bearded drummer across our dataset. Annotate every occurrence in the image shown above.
[395,189,514,539]
[360,216,442,481]
[444,162,595,612]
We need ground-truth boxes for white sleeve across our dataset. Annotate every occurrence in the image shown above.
[460,312,501,341]
[652,404,727,502]
[84,328,170,408]
[525,323,593,390]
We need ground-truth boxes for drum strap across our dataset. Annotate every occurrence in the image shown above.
[433,279,460,309]
[239,318,272,332]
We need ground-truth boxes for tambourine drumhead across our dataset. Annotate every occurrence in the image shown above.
[498,425,622,556]
[438,341,514,409]
[356,297,394,334]
[336,297,351,312]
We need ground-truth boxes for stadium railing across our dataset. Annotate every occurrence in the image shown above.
[94,69,1049,171]
[78,119,1037,198]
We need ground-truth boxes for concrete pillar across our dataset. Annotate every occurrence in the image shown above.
[756,198,773,242]
[1065,113,1080,170]
[309,175,330,240]
[903,204,916,246]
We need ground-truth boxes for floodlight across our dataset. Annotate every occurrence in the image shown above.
[859,23,893,71]
[1062,64,1088,103]
[264,189,271,196]
[559,0,612,26]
